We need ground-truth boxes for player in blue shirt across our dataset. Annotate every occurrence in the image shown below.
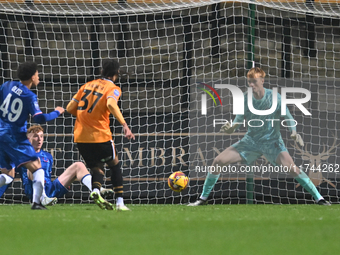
[0,125,113,205]
[189,67,330,206]
[0,62,64,209]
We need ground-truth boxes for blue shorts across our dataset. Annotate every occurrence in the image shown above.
[20,178,68,201]
[45,178,69,198]
[0,139,38,169]
[232,136,288,166]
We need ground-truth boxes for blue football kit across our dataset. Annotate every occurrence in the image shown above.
[0,80,60,169]
[0,150,68,200]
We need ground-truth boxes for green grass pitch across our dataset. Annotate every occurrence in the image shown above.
[1,204,339,255]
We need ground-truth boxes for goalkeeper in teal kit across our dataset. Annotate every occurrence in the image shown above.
[189,67,330,206]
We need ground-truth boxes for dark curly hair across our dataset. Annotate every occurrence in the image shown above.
[101,59,120,78]
[17,62,38,81]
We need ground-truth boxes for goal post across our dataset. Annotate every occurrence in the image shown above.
[0,0,339,204]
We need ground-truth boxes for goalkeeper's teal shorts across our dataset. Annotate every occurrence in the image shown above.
[231,135,288,166]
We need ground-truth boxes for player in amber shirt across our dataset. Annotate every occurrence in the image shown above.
[66,59,135,211]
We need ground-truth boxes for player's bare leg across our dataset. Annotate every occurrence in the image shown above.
[42,161,90,207]
[188,147,243,206]
[25,158,47,210]
[58,162,91,188]
[276,151,330,205]
[58,162,112,198]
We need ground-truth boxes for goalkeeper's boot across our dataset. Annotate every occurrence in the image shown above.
[31,202,47,210]
[317,199,331,206]
[116,204,131,211]
[90,191,114,210]
[100,187,114,198]
[187,198,208,206]
[41,196,58,206]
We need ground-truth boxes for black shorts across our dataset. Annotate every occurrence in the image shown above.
[77,141,116,168]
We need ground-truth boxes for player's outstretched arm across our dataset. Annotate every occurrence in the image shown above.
[107,98,135,140]
[33,107,65,123]
[291,130,304,147]
[55,106,65,114]
[122,123,135,140]
[220,121,240,134]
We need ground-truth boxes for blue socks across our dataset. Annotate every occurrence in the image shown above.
[200,172,220,200]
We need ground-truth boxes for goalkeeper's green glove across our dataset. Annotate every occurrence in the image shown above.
[220,121,234,134]
[291,131,304,147]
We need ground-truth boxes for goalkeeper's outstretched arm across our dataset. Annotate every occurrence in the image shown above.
[284,106,304,147]
[219,115,243,134]
[220,121,240,134]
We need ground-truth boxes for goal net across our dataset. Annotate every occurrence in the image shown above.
[0,0,339,204]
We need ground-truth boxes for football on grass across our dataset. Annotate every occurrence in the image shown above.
[168,171,189,192]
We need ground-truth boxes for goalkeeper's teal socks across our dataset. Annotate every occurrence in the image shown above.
[295,171,323,201]
[200,170,323,201]
[200,172,220,200]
